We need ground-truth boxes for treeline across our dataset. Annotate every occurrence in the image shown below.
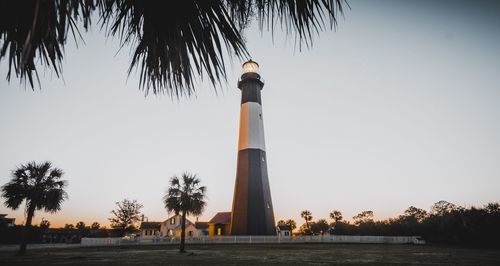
[0,220,123,244]
[285,201,500,247]
[0,198,147,245]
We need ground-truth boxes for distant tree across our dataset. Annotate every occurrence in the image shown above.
[311,219,329,235]
[329,210,343,223]
[431,200,459,216]
[91,222,101,230]
[277,219,297,234]
[300,210,313,231]
[403,206,427,222]
[285,219,297,234]
[76,221,86,230]
[1,161,68,254]
[39,219,50,229]
[353,211,374,225]
[164,172,206,253]
[297,223,309,235]
[484,202,500,215]
[64,224,74,229]
[109,199,143,233]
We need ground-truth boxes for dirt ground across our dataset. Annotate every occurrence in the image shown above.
[1,243,499,265]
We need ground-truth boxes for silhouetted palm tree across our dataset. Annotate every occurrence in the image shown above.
[301,210,313,231]
[0,0,347,95]
[163,172,206,253]
[329,210,343,223]
[1,161,68,254]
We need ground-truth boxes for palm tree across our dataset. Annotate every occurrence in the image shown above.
[329,210,343,223]
[1,161,68,254]
[163,172,207,253]
[301,210,313,231]
[0,1,347,95]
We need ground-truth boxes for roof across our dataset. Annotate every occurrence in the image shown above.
[278,225,292,231]
[209,212,231,224]
[140,222,161,230]
[164,214,194,225]
[195,222,209,230]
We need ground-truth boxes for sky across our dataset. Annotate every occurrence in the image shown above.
[1,0,500,228]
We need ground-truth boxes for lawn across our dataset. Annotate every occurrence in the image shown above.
[1,243,499,265]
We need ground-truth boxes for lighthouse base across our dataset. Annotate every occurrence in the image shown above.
[230,148,276,235]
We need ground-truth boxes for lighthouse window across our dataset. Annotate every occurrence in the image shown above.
[259,113,262,119]
[262,156,265,162]
[267,202,271,209]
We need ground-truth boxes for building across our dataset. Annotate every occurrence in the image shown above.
[195,222,209,236]
[208,212,231,236]
[139,214,202,238]
[276,225,292,237]
[139,222,161,237]
[139,212,234,238]
[230,60,276,235]
[0,214,15,227]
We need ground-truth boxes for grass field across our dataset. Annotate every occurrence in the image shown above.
[1,243,499,265]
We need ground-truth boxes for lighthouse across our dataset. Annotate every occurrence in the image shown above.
[230,60,276,235]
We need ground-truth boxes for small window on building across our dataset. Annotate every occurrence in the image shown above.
[170,218,176,225]
[262,156,265,162]
[259,113,262,119]
[267,202,271,209]
[188,231,193,237]
[284,231,290,236]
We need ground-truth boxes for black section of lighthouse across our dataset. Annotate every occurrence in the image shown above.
[230,60,276,235]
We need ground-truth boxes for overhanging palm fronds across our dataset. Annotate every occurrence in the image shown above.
[0,0,347,96]
[0,0,96,88]
[99,0,249,96]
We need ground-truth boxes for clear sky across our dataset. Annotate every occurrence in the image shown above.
[1,0,500,228]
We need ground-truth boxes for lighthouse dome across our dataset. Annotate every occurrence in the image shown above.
[242,59,259,74]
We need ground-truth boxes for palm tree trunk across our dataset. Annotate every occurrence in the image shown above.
[20,205,35,255]
[179,211,187,253]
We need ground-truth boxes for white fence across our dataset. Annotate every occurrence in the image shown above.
[81,235,425,247]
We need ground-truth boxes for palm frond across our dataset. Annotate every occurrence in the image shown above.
[1,0,347,95]
[0,0,96,88]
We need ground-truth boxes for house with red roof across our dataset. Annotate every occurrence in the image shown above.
[208,211,231,236]
[139,212,230,238]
